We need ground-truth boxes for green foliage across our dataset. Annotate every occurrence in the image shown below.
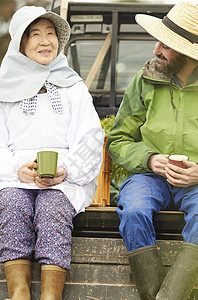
[100,115,115,136]
[110,162,128,188]
[100,115,128,188]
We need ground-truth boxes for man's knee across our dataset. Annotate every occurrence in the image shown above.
[118,202,153,226]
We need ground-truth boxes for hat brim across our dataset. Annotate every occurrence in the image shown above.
[135,14,198,61]
[41,11,70,52]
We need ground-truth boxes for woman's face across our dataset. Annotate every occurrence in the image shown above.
[20,18,59,65]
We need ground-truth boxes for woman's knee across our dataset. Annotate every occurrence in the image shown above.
[35,190,75,226]
[0,188,34,217]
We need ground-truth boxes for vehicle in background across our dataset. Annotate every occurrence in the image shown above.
[52,1,172,118]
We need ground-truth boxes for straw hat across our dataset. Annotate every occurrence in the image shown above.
[9,6,70,53]
[135,2,198,60]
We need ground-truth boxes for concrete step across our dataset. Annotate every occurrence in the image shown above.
[0,238,198,300]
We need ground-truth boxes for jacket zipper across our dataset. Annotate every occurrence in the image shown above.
[175,94,181,122]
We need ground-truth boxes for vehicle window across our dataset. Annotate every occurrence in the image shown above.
[67,39,155,91]
[67,40,111,90]
[116,40,156,90]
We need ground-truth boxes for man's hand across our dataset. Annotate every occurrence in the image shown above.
[34,167,67,188]
[147,154,169,176]
[165,160,198,187]
[18,161,38,183]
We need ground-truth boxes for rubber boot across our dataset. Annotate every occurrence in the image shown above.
[4,259,31,300]
[156,243,198,300]
[40,265,67,300]
[128,245,165,300]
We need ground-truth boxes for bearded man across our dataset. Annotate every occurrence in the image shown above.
[107,2,198,300]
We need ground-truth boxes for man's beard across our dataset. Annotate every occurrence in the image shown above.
[155,53,188,75]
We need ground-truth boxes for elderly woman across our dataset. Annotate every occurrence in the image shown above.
[0,6,104,300]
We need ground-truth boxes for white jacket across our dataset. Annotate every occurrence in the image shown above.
[0,82,104,214]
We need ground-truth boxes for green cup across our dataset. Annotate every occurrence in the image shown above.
[36,151,58,178]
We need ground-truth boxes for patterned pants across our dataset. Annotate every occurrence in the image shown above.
[0,188,76,269]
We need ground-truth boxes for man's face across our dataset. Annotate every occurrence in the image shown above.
[153,41,188,75]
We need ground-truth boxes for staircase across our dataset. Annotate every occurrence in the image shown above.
[1,208,198,300]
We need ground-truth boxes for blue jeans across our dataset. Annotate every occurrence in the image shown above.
[117,173,198,251]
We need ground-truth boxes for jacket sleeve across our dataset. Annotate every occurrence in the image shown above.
[0,103,18,181]
[107,70,158,174]
[62,82,105,185]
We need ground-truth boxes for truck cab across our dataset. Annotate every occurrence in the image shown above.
[52,1,172,118]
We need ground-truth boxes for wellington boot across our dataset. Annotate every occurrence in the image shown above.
[156,243,198,300]
[40,265,67,300]
[4,259,31,300]
[128,245,165,300]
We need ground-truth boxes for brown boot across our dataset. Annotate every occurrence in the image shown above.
[40,265,67,300]
[4,259,31,300]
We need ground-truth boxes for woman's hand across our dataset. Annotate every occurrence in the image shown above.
[147,154,169,176]
[34,167,67,188]
[165,160,198,187]
[18,161,38,183]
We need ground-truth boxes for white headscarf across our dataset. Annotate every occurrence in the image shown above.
[0,6,82,102]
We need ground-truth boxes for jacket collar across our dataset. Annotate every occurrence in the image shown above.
[142,57,198,87]
[142,58,171,84]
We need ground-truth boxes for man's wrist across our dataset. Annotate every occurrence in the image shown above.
[147,154,155,170]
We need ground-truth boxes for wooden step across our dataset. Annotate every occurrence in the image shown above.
[73,207,185,240]
[0,238,197,300]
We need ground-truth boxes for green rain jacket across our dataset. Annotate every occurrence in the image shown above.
[107,58,198,175]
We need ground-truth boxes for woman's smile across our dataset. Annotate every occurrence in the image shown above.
[39,49,52,55]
